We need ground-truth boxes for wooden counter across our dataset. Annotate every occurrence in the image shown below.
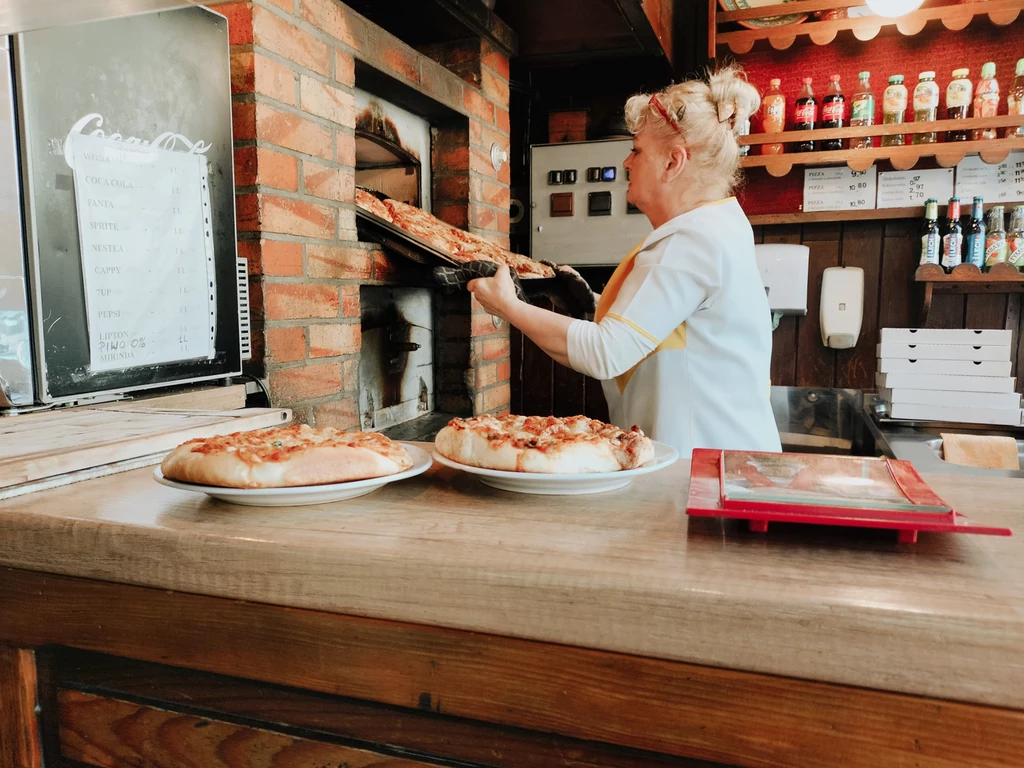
[1,450,1023,767]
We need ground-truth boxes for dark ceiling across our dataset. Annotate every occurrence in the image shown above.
[342,0,708,75]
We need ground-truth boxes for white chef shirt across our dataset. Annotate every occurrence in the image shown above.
[566,197,781,458]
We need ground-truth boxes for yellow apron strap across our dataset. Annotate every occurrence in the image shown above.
[593,241,687,395]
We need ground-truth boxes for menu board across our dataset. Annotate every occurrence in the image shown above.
[71,133,216,373]
[954,151,1024,204]
[876,168,955,208]
[802,166,877,212]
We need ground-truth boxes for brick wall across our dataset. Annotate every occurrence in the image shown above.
[211,0,512,424]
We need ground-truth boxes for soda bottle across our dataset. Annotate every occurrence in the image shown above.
[850,71,876,149]
[985,206,1008,269]
[920,199,941,267]
[945,68,972,142]
[1008,206,1024,270]
[973,62,999,140]
[762,78,786,155]
[821,74,846,150]
[1009,59,1024,138]
[965,196,986,269]
[912,71,939,144]
[941,197,963,272]
[882,75,908,147]
[794,77,818,152]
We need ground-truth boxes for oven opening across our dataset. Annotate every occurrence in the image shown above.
[353,92,430,210]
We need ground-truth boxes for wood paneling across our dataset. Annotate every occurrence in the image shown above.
[58,690,440,768]
[4,568,1024,768]
[0,646,42,768]
[514,219,1024,416]
[56,651,702,768]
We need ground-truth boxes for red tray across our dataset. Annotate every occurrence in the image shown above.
[686,449,1011,543]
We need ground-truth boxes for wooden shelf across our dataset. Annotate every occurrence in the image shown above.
[715,0,1024,54]
[915,263,1024,324]
[741,134,1024,177]
[746,202,1021,226]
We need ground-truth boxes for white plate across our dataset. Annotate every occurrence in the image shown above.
[153,444,433,506]
[432,441,679,495]
[717,0,808,29]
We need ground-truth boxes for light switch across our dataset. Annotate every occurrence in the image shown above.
[550,192,574,217]
[588,191,612,216]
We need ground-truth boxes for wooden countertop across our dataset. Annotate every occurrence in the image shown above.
[1,449,1022,710]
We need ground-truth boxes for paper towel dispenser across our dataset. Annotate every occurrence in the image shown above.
[754,244,809,315]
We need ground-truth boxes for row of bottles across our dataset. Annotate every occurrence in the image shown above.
[759,59,1024,154]
[919,197,1024,272]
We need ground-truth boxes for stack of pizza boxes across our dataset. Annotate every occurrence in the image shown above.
[876,328,1022,427]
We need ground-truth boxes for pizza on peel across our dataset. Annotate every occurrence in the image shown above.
[435,414,655,474]
[160,425,413,489]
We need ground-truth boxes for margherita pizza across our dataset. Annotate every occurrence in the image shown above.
[161,425,413,488]
[435,414,654,473]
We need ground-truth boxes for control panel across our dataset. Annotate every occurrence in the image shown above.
[530,138,651,266]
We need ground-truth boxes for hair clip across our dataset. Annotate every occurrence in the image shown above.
[649,94,683,135]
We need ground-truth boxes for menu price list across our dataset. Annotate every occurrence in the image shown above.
[877,168,955,209]
[955,151,1024,204]
[802,166,877,212]
[71,133,216,373]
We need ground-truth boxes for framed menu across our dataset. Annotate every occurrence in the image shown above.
[13,6,242,403]
[71,133,217,373]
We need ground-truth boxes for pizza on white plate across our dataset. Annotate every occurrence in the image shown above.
[161,425,413,489]
[435,414,654,474]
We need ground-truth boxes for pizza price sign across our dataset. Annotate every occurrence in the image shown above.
[802,166,877,212]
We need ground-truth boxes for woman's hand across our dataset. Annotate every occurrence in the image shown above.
[467,265,521,319]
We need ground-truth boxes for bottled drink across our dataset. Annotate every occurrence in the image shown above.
[882,75,908,147]
[1009,59,1024,138]
[985,206,1008,269]
[821,74,846,150]
[945,68,972,142]
[973,62,999,140]
[794,77,818,152]
[920,198,941,267]
[850,71,876,149]
[1008,206,1024,269]
[965,196,986,269]
[912,71,939,144]
[941,197,963,272]
[762,78,786,155]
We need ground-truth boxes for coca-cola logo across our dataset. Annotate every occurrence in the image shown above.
[62,113,211,169]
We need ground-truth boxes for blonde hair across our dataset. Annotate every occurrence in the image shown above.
[624,65,760,194]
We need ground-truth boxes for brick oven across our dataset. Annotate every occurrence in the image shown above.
[218,0,513,433]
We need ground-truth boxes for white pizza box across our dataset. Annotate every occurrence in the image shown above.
[876,343,1011,362]
[875,372,1017,393]
[879,328,1013,346]
[879,387,1023,411]
[886,402,1023,427]
[876,358,1012,377]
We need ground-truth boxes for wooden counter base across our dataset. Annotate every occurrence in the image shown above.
[1,567,1020,768]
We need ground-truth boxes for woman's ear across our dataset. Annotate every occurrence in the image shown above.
[663,144,687,182]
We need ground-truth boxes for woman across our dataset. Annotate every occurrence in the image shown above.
[469,66,781,458]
